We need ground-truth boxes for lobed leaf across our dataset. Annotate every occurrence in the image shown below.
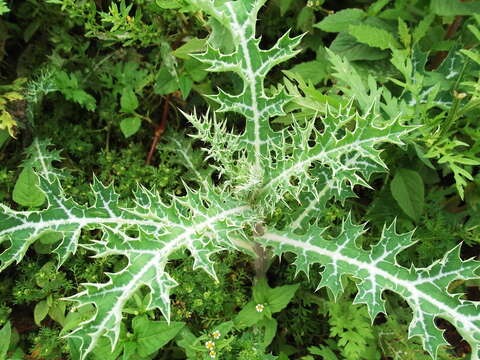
[259,217,480,359]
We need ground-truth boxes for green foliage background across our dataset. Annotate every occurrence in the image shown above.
[0,0,479,359]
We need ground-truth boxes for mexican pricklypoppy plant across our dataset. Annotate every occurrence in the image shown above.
[0,1,478,359]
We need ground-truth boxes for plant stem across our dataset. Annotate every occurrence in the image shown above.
[145,95,170,165]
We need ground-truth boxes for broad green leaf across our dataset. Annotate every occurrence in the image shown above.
[259,317,277,348]
[467,24,480,41]
[178,74,193,99]
[122,342,137,359]
[253,278,270,304]
[156,0,182,9]
[12,166,46,207]
[290,60,327,85]
[253,278,299,314]
[89,324,125,360]
[0,321,11,360]
[329,33,387,61]
[154,67,179,95]
[390,168,424,221]
[349,24,400,50]
[34,300,50,326]
[0,129,10,148]
[266,283,300,313]
[235,301,264,328]
[431,0,480,16]
[175,327,200,358]
[184,58,207,82]
[278,0,294,16]
[308,345,339,360]
[172,38,206,59]
[132,316,185,357]
[296,7,314,32]
[0,0,9,15]
[212,321,234,339]
[0,110,17,138]
[49,301,67,326]
[314,9,365,33]
[461,49,480,65]
[120,88,139,113]
[120,117,141,138]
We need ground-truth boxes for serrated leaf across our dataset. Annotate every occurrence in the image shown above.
[314,8,366,33]
[1,172,255,359]
[413,13,435,43]
[259,217,480,359]
[23,138,64,181]
[431,0,480,16]
[329,33,387,61]
[367,0,390,16]
[12,166,46,207]
[398,18,411,48]
[188,0,304,170]
[349,24,400,50]
[0,0,9,15]
[0,110,17,138]
[55,72,96,111]
[390,168,424,221]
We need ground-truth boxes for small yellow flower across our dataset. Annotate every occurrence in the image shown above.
[209,350,216,358]
[255,303,265,312]
[205,340,215,350]
[212,330,221,339]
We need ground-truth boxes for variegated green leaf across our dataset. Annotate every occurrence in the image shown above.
[187,0,303,171]
[1,175,255,359]
[259,217,480,359]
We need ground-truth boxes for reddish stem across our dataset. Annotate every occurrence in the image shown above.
[429,15,463,70]
[145,95,170,165]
